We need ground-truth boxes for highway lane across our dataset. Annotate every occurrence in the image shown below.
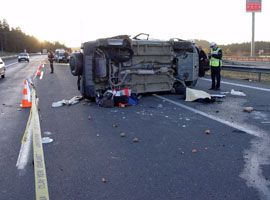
[36,63,268,199]
[1,59,270,200]
[0,55,47,200]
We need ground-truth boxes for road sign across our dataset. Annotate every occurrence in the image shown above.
[246,0,262,12]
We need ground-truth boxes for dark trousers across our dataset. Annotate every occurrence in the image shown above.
[211,66,221,89]
[199,61,205,77]
[50,62,54,73]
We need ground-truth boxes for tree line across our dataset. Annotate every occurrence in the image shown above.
[195,40,270,56]
[0,19,70,54]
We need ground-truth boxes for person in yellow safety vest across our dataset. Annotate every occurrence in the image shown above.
[209,42,222,91]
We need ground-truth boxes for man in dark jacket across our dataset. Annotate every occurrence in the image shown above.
[198,46,207,77]
[209,42,222,91]
[48,51,54,73]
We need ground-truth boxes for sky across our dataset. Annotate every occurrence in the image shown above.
[1,0,269,47]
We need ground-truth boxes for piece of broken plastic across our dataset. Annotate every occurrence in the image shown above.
[42,137,53,144]
[211,94,226,98]
[52,96,83,107]
[230,89,246,96]
[52,100,66,107]
[243,107,254,112]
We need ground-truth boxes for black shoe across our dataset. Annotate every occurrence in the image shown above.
[215,88,220,91]
[209,88,215,90]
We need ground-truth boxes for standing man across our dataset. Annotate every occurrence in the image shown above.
[64,50,69,63]
[209,42,222,91]
[48,51,54,73]
[198,46,207,77]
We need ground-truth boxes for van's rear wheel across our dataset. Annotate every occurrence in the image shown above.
[69,53,83,76]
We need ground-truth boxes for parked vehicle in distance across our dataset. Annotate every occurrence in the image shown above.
[18,53,30,62]
[69,33,199,99]
[0,57,6,79]
[55,49,69,63]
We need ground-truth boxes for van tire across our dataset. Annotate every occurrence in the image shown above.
[69,53,83,76]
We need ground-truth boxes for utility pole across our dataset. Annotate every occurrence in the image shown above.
[251,12,255,57]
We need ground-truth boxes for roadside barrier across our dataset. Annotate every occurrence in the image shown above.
[20,79,32,108]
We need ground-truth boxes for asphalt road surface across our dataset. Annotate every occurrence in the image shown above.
[0,55,270,200]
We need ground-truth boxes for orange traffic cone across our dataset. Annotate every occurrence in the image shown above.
[36,65,42,76]
[20,79,32,108]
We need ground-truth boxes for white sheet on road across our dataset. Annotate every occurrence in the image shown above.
[185,88,211,102]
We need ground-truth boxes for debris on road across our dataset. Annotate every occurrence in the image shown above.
[205,130,210,134]
[44,131,52,135]
[96,89,138,108]
[185,88,212,102]
[101,178,107,183]
[230,89,246,97]
[261,121,270,124]
[120,133,126,137]
[180,151,185,155]
[243,107,254,113]
[42,137,53,144]
[221,92,230,94]
[112,124,118,128]
[192,149,197,153]
[88,115,93,120]
[211,94,226,99]
[52,96,83,107]
[17,108,22,111]
[133,138,139,142]
[157,104,163,108]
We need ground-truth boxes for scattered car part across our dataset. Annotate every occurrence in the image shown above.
[51,96,83,107]
[42,137,53,144]
[243,107,254,113]
[230,89,246,96]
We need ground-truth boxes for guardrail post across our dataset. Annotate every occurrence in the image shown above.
[258,72,261,82]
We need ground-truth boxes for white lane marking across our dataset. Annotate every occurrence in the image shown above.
[40,71,44,80]
[201,78,270,92]
[154,94,262,138]
[16,120,33,170]
[5,62,18,68]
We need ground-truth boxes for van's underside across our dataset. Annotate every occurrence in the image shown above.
[69,34,199,99]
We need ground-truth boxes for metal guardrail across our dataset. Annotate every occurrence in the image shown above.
[224,56,270,62]
[222,64,270,82]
